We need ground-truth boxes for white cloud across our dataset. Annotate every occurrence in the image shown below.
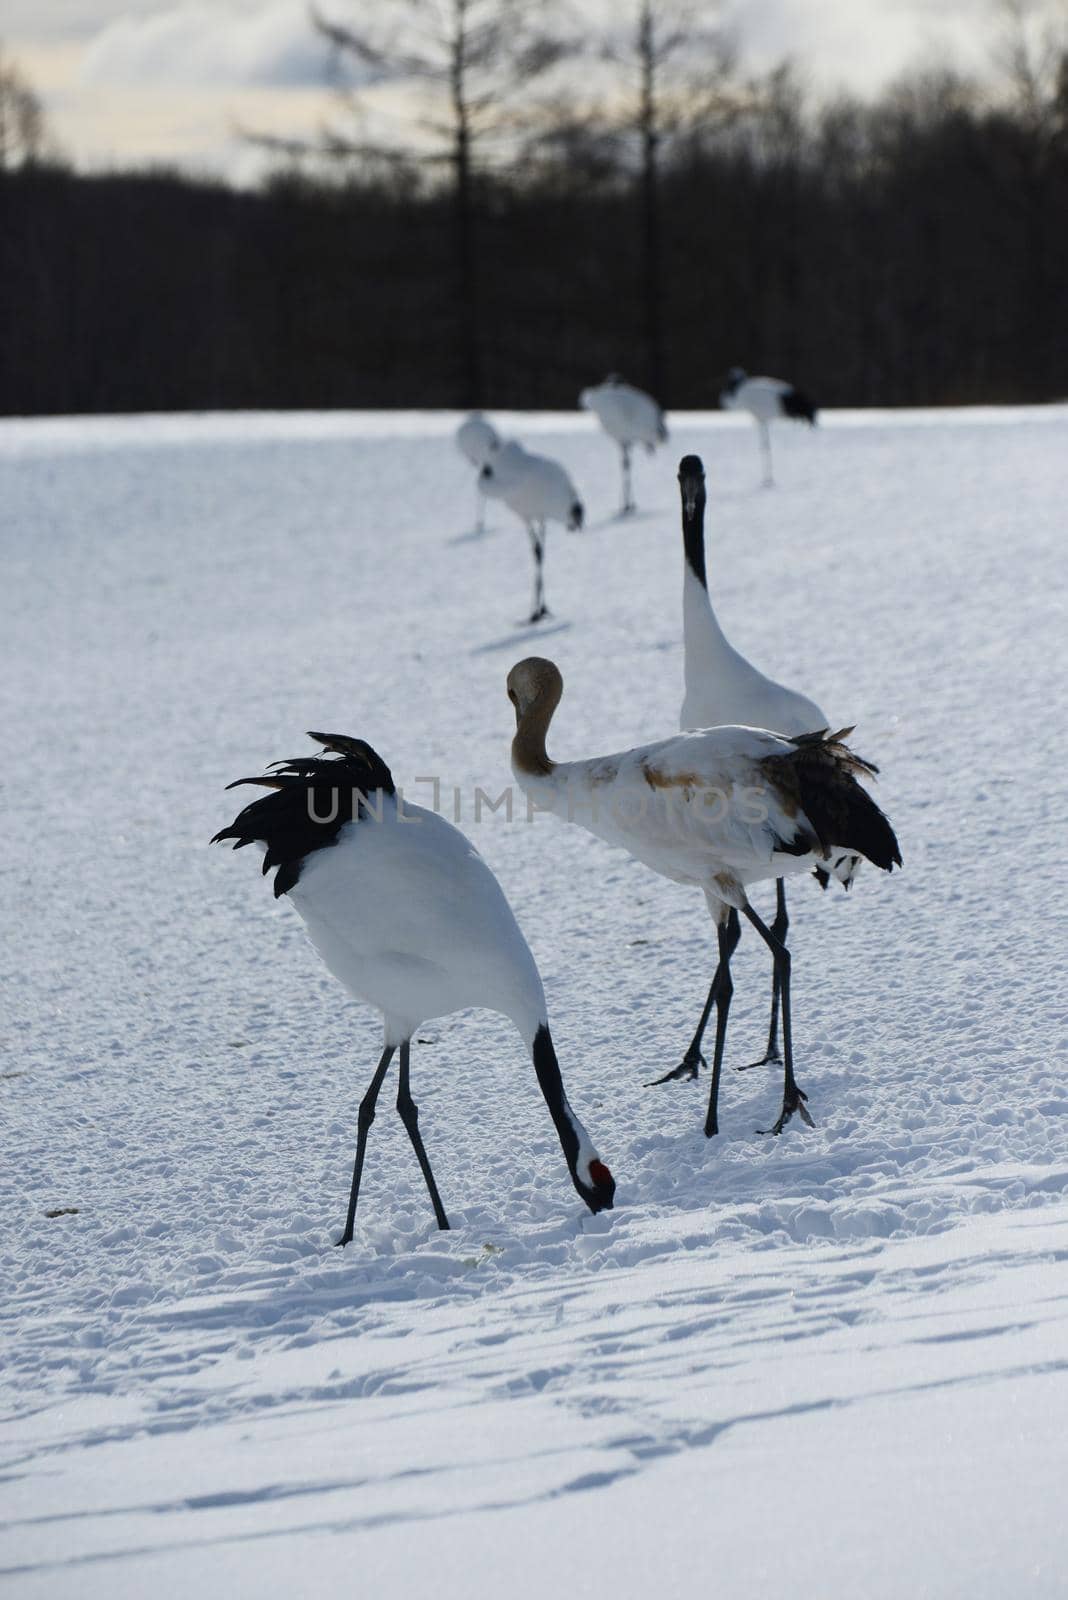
[78,2,339,88]
[722,0,1001,95]
[10,0,1068,182]
[17,0,1068,99]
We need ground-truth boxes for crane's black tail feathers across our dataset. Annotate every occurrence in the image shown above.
[764,728,901,874]
[211,733,394,897]
[782,387,818,425]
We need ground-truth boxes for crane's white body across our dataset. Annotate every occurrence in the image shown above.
[720,374,794,424]
[580,378,666,451]
[514,725,823,917]
[479,440,582,529]
[289,795,545,1049]
[580,376,667,513]
[720,368,816,487]
[680,532,858,891]
[455,411,500,469]
[677,459,858,893]
[680,576,826,736]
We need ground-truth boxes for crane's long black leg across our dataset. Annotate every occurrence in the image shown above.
[705,911,742,1138]
[646,908,741,1086]
[742,905,815,1135]
[527,521,550,622]
[621,443,634,515]
[738,878,788,1072]
[395,1040,450,1231]
[337,1044,395,1246]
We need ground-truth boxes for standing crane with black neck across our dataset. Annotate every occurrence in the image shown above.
[660,454,867,1085]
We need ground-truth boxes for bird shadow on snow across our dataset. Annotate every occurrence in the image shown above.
[0,1402,810,1566]
[11,1357,1060,1580]
[470,621,573,655]
[447,526,496,546]
[583,506,669,533]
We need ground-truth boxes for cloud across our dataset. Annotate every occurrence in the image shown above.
[15,0,1068,186]
[32,0,1068,100]
[1,1,147,43]
[79,2,341,89]
[721,0,1063,96]
[40,76,343,184]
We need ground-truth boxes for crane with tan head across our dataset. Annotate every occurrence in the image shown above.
[506,658,900,1139]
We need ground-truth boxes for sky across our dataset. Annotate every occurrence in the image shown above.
[1,0,1059,183]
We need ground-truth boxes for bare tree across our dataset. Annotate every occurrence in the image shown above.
[989,2,1068,389]
[0,46,47,171]
[304,0,571,405]
[994,0,1068,129]
[591,2,734,395]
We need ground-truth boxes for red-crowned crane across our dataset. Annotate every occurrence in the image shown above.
[580,375,668,515]
[720,367,818,488]
[214,732,615,1242]
[479,440,583,622]
[669,453,864,1081]
[506,658,899,1139]
[455,411,501,535]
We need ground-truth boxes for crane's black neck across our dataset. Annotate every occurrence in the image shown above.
[532,1024,580,1174]
[682,497,708,590]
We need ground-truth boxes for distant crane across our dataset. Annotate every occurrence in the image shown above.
[720,367,818,487]
[455,411,501,535]
[213,731,615,1241]
[479,440,584,622]
[580,375,668,515]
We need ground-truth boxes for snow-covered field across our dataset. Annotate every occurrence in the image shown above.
[2,405,1067,1595]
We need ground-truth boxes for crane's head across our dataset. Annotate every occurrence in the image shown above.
[677,454,706,518]
[720,368,746,409]
[506,656,563,723]
[479,456,507,503]
[577,1158,616,1214]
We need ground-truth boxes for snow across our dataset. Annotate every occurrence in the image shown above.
[2,404,1067,1594]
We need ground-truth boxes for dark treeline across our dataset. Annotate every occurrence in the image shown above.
[2,67,1067,415]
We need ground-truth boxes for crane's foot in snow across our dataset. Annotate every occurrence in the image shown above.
[757,1082,815,1136]
[736,1044,782,1073]
[645,1049,704,1087]
[525,605,552,624]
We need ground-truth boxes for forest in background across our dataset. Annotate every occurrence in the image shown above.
[2,10,1067,415]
